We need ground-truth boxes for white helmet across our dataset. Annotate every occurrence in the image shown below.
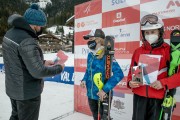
[140,14,164,30]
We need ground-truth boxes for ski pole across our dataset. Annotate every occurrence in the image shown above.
[159,86,169,120]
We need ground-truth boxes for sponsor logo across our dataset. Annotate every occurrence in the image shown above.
[113,12,126,23]
[76,20,98,28]
[106,55,111,79]
[77,23,81,28]
[119,29,130,37]
[82,48,90,55]
[121,64,130,72]
[115,47,130,54]
[164,25,180,31]
[167,0,180,9]
[111,29,131,39]
[113,99,125,109]
[153,9,175,16]
[118,81,127,86]
[84,3,91,14]
[77,22,85,28]
[79,63,87,68]
[153,0,179,16]
[112,0,126,5]
[81,22,85,27]
[116,12,122,18]
[61,71,71,82]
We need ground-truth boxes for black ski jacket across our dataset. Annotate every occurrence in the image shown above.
[2,14,63,100]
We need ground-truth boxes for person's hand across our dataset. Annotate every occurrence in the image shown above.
[150,81,163,90]
[80,80,86,88]
[97,90,107,101]
[45,60,54,66]
[129,81,141,88]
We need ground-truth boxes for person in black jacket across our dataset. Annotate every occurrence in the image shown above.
[2,4,64,120]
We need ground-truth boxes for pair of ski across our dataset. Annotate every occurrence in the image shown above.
[159,29,180,120]
[94,36,114,120]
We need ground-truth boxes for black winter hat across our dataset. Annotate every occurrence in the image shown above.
[83,29,105,40]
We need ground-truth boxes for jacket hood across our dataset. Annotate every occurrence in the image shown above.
[8,14,37,37]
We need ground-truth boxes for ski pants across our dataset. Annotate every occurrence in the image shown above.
[132,94,163,120]
[88,98,103,120]
[88,98,112,120]
[9,96,41,120]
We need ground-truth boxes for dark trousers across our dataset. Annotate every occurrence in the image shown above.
[132,94,163,120]
[88,98,112,120]
[88,98,103,120]
[9,96,41,120]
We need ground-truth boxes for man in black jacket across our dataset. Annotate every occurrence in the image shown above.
[2,4,64,120]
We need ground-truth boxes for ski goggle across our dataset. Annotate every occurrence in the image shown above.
[140,14,159,26]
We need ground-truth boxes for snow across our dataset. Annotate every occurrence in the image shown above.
[38,0,51,9]
[46,26,57,34]
[0,74,92,120]
[0,51,90,120]
[46,26,74,36]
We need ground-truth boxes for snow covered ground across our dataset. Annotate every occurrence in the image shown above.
[0,74,92,120]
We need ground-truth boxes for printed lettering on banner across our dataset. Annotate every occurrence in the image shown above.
[103,23,140,42]
[102,5,140,28]
[74,0,180,118]
[74,45,90,59]
[110,95,133,120]
[140,0,180,19]
[114,41,140,59]
[74,59,87,72]
[164,17,180,39]
[75,14,102,32]
[117,78,128,88]
[75,0,102,19]
[102,0,140,12]
[114,41,140,55]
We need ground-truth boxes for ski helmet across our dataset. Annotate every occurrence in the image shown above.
[141,14,164,40]
[140,14,164,30]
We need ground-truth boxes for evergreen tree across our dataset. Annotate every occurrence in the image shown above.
[0,0,28,43]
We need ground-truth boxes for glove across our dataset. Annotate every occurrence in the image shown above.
[97,90,107,101]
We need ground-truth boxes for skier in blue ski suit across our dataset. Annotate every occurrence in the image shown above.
[80,29,124,120]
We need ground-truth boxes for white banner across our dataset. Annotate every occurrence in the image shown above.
[75,14,102,32]
[140,0,180,19]
[102,0,140,13]
[103,23,140,42]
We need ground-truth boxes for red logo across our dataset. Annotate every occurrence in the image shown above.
[81,22,85,27]
[77,23,81,28]
[102,5,140,28]
[167,0,180,9]
[76,22,85,28]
